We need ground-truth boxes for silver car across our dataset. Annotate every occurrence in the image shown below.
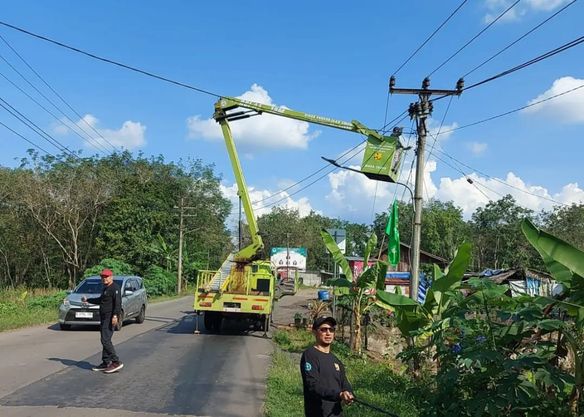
[58,275,148,330]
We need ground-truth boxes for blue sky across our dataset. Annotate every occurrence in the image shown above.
[1,1,583,231]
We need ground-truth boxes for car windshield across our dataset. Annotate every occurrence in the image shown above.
[74,279,124,294]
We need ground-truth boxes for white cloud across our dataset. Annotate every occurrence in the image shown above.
[484,0,571,23]
[220,182,317,232]
[466,142,488,156]
[523,76,584,123]
[187,84,319,151]
[428,119,458,142]
[436,171,584,217]
[53,114,146,150]
[325,156,584,221]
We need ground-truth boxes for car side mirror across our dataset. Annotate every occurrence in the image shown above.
[66,290,72,294]
[124,290,134,296]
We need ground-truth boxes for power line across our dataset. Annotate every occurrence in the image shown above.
[428,0,521,77]
[0,68,111,153]
[0,33,120,152]
[0,53,112,153]
[437,82,584,136]
[392,0,469,76]
[428,147,499,202]
[425,95,454,171]
[465,35,584,91]
[253,108,410,206]
[430,143,569,207]
[0,118,53,156]
[0,96,80,158]
[463,0,579,78]
[254,137,372,211]
[250,137,367,206]
[0,20,222,98]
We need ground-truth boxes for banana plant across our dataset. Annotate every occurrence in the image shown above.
[375,242,472,338]
[320,229,387,354]
[521,219,584,414]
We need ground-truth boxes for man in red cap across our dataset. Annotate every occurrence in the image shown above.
[82,269,123,373]
[300,316,354,417]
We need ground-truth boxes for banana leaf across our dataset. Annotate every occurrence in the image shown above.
[363,232,377,266]
[320,228,353,282]
[521,219,584,285]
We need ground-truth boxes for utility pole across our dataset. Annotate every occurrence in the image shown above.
[390,76,463,301]
[177,197,184,294]
[174,198,198,295]
[286,232,290,281]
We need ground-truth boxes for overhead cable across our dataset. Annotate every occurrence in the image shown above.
[0,118,53,155]
[465,35,584,91]
[430,143,569,206]
[0,20,222,98]
[463,0,579,78]
[437,82,584,136]
[392,0,469,76]
[428,0,521,77]
[0,97,79,158]
[0,68,111,153]
[0,33,120,152]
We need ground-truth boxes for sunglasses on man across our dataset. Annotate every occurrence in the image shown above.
[318,326,336,333]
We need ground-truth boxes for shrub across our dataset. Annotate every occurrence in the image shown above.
[26,291,68,309]
[83,258,134,277]
[143,265,176,296]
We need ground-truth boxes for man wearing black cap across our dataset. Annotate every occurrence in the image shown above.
[82,268,124,374]
[300,316,354,417]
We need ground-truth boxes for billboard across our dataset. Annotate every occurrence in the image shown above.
[325,228,346,254]
[270,247,307,270]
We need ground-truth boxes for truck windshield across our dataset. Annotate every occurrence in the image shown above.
[75,279,123,294]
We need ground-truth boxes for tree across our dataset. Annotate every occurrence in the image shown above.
[12,151,111,288]
[470,195,537,271]
[541,204,584,251]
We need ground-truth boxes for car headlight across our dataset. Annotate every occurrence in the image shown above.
[63,298,70,306]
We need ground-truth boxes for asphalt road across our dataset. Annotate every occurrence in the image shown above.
[0,296,273,417]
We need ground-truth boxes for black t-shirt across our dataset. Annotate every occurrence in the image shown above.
[300,346,353,417]
[87,283,121,316]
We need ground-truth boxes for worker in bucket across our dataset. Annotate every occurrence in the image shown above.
[300,316,354,417]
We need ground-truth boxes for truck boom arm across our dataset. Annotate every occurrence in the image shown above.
[213,96,403,263]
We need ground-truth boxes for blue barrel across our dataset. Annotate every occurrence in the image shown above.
[318,290,330,301]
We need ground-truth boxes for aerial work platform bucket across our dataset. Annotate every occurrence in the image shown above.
[360,130,404,183]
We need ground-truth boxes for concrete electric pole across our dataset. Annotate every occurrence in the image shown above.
[390,76,463,301]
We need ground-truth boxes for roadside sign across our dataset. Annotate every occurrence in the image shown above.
[326,228,346,254]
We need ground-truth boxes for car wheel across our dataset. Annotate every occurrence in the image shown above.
[115,311,124,331]
[136,305,146,324]
[59,323,71,330]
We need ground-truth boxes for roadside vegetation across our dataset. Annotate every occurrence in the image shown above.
[265,328,420,417]
[0,285,190,332]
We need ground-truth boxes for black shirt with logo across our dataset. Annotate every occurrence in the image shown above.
[87,283,122,317]
[300,346,352,417]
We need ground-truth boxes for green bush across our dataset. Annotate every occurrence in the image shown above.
[83,258,134,277]
[26,291,68,309]
[143,265,176,296]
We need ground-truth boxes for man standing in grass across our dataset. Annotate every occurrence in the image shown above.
[300,316,354,417]
[82,269,124,374]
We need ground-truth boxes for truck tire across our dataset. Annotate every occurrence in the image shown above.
[204,312,214,331]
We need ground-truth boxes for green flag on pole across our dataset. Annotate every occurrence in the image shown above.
[385,201,400,266]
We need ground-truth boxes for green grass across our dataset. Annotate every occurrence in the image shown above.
[0,287,191,332]
[265,328,422,417]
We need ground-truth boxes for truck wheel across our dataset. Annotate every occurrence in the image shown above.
[214,315,223,333]
[204,312,214,331]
